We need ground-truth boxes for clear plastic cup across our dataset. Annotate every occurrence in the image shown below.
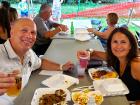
[77,63,86,77]
[79,56,89,68]
[6,67,22,97]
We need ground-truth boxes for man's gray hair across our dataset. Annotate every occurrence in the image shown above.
[39,3,51,14]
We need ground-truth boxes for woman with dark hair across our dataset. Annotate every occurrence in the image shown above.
[1,1,10,9]
[0,7,11,44]
[9,7,18,25]
[77,27,140,105]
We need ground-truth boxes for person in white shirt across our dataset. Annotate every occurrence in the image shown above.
[0,18,74,105]
[52,0,64,23]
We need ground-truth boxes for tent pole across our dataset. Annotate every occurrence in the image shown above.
[127,0,135,25]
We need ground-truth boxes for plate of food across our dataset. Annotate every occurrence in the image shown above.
[88,66,118,80]
[71,89,103,105]
[93,78,129,96]
[31,88,71,105]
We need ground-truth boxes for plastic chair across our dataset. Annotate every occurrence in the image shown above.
[91,19,102,31]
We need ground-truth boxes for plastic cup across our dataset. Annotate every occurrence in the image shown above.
[6,68,22,97]
[79,56,89,68]
[77,63,85,77]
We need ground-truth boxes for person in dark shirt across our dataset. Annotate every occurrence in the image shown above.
[77,27,140,105]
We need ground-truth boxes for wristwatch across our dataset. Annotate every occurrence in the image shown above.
[86,48,94,58]
[59,64,63,71]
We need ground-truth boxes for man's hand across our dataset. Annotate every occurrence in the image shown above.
[59,24,68,32]
[0,72,16,95]
[62,61,74,71]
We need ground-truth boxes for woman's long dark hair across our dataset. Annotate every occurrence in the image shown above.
[107,27,139,66]
[0,7,11,38]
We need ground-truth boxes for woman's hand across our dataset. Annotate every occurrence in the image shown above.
[87,28,97,34]
[87,28,93,33]
[77,50,90,60]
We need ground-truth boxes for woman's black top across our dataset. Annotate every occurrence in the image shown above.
[113,61,140,101]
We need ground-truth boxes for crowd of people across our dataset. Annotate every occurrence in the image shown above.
[0,1,140,105]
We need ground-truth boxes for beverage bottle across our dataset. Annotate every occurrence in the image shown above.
[70,21,74,35]
[87,96,96,105]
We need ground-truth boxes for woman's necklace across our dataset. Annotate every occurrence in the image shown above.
[120,67,125,76]
[120,63,127,76]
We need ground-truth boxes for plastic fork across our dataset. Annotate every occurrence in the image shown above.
[71,85,94,91]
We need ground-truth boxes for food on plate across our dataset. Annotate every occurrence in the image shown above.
[55,89,66,97]
[91,70,107,78]
[91,70,117,80]
[104,71,117,78]
[72,89,103,105]
[39,89,66,105]
[88,91,103,105]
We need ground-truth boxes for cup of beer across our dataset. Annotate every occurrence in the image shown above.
[7,69,22,97]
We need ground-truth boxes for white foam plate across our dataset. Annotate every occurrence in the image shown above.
[59,31,69,36]
[75,28,89,34]
[93,78,129,96]
[88,66,118,80]
[72,90,104,105]
[31,88,70,105]
[74,34,92,41]
[42,74,79,89]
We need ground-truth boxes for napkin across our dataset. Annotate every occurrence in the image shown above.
[39,70,63,76]
[42,74,79,88]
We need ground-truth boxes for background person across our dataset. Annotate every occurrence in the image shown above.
[78,27,140,105]
[0,18,73,105]
[9,7,18,25]
[52,0,64,23]
[18,0,28,17]
[0,7,11,44]
[1,1,10,9]
[87,12,119,49]
[33,3,68,55]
